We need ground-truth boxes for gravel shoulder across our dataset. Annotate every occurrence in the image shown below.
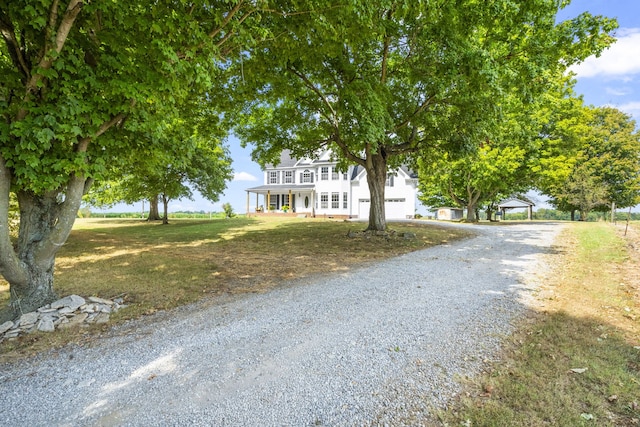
[0,221,563,426]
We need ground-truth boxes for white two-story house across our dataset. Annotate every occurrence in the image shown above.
[245,150,419,219]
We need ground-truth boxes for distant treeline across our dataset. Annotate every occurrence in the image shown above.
[79,210,231,219]
[496,208,640,222]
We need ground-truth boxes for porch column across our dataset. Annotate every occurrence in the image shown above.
[528,205,532,220]
[246,191,250,215]
[267,191,271,211]
[256,193,259,210]
[288,189,292,211]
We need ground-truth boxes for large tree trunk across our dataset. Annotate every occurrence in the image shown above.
[465,188,481,222]
[364,152,388,232]
[147,195,161,221]
[162,194,170,225]
[0,165,85,321]
[466,202,478,222]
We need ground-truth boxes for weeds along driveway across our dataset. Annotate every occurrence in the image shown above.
[0,221,564,426]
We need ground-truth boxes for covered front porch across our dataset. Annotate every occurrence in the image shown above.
[245,185,316,216]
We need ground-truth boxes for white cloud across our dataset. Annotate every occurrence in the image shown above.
[605,86,633,96]
[615,101,640,119]
[233,171,259,182]
[570,29,640,78]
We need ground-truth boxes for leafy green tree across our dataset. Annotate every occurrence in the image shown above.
[0,0,266,320]
[418,93,540,221]
[557,164,609,221]
[88,104,232,224]
[233,0,616,231]
[222,202,235,218]
[536,103,640,219]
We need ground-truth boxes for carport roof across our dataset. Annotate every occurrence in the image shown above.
[498,198,535,209]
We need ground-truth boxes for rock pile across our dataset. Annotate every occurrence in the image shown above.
[0,295,127,343]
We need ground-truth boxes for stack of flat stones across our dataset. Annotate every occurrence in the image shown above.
[0,295,127,343]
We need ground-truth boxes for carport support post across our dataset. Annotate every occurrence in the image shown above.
[528,205,532,220]
[246,191,250,215]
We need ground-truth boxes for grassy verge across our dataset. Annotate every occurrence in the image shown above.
[439,222,640,426]
[0,216,472,359]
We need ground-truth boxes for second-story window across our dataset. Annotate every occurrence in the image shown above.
[331,167,339,180]
[302,169,313,183]
[269,171,279,184]
[284,170,293,184]
[321,166,329,181]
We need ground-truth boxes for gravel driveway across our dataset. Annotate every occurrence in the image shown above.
[0,221,563,426]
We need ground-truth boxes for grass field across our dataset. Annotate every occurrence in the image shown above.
[0,216,471,357]
[437,222,640,426]
[2,219,638,425]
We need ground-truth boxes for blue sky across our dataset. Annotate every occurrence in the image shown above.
[100,1,640,215]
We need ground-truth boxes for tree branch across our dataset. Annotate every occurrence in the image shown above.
[34,174,85,264]
[0,9,31,79]
[393,94,436,132]
[75,110,130,153]
[287,65,339,132]
[209,1,245,40]
[0,155,28,287]
[17,0,84,121]
[380,8,393,84]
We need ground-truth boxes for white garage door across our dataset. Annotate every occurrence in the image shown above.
[359,199,406,220]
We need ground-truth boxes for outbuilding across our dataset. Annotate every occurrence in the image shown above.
[436,207,464,221]
[498,197,535,220]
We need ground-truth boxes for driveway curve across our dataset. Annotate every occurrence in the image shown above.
[0,222,563,426]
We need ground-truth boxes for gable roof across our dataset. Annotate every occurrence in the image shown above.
[265,150,298,169]
[265,150,418,180]
[498,197,534,208]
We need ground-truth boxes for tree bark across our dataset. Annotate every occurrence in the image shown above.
[466,202,477,222]
[364,152,387,232]
[0,175,86,322]
[147,195,161,221]
[465,188,482,222]
[162,194,170,225]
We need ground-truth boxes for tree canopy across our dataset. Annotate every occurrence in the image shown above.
[0,0,268,320]
[232,0,617,231]
[536,104,640,218]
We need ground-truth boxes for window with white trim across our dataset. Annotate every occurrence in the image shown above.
[331,192,339,209]
[331,167,339,180]
[302,169,313,183]
[321,166,329,181]
[284,170,293,184]
[320,192,328,209]
[343,192,348,209]
[343,170,349,180]
[269,171,278,184]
